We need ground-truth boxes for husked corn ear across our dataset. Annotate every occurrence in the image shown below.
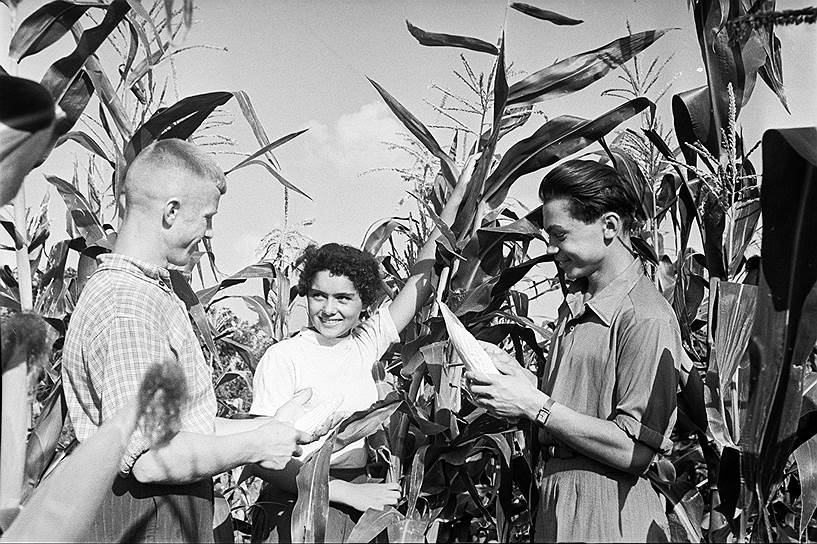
[438,300,499,375]
[293,397,343,436]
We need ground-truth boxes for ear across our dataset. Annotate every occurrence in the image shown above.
[600,212,623,241]
[163,199,181,226]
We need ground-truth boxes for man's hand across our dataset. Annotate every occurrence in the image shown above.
[331,480,401,512]
[466,353,546,420]
[252,419,314,471]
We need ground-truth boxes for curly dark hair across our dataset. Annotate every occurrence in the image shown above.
[296,243,383,309]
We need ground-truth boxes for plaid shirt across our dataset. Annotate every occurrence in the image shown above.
[62,254,217,474]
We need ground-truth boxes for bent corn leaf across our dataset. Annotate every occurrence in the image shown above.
[9,1,100,61]
[510,3,583,25]
[406,20,498,55]
[369,78,459,187]
[507,29,672,105]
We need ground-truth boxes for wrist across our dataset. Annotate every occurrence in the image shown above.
[329,479,351,503]
[524,390,550,421]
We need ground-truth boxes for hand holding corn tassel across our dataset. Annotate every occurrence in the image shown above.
[438,299,500,375]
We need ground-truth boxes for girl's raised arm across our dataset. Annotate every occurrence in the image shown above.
[387,157,475,333]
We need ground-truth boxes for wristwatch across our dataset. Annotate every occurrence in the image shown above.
[535,397,556,427]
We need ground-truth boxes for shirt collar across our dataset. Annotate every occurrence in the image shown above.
[584,259,645,327]
[97,253,172,285]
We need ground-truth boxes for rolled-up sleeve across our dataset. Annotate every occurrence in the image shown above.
[613,317,679,454]
[96,315,174,474]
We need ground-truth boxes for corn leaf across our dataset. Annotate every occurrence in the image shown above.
[291,427,338,543]
[44,175,105,243]
[227,128,309,173]
[40,0,130,104]
[54,69,94,136]
[231,159,311,201]
[405,20,498,55]
[706,280,756,450]
[406,445,429,518]
[334,395,404,453]
[741,127,817,511]
[507,29,671,105]
[9,0,101,61]
[56,131,113,166]
[169,270,219,366]
[362,218,410,255]
[509,3,583,25]
[125,91,233,162]
[794,435,817,539]
[369,77,459,187]
[346,507,404,543]
[483,97,653,211]
[232,90,282,170]
[387,518,429,543]
[196,262,277,307]
[21,382,66,503]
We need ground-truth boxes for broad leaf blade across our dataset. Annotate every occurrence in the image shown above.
[507,29,671,105]
[741,128,817,509]
[40,0,130,104]
[9,1,97,61]
[44,175,105,243]
[125,91,233,162]
[406,20,498,55]
[509,3,583,25]
[291,427,338,543]
[346,507,404,543]
[484,97,653,210]
[227,128,309,173]
[369,78,459,187]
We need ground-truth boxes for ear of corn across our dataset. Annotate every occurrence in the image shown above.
[438,299,499,375]
[293,396,343,436]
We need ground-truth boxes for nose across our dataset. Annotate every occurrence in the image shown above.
[321,297,338,314]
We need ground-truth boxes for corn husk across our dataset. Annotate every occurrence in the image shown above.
[438,300,499,375]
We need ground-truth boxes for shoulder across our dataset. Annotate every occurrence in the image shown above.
[620,276,677,324]
[256,337,302,371]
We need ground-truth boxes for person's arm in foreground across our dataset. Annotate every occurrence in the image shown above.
[467,351,658,475]
[132,418,312,484]
[387,157,476,333]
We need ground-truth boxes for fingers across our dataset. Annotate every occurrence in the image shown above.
[464,370,495,386]
[295,430,315,445]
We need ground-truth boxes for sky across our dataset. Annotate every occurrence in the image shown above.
[2,0,816,323]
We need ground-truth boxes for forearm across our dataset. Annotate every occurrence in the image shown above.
[252,459,360,509]
[213,415,269,435]
[132,430,259,484]
[522,392,655,475]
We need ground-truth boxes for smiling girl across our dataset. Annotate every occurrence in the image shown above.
[248,166,471,543]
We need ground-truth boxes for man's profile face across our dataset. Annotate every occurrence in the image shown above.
[166,181,221,267]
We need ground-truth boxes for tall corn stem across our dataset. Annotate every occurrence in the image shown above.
[0,9,34,510]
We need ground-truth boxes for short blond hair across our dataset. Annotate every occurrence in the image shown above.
[124,139,227,200]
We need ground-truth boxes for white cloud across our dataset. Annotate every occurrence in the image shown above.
[304,101,413,177]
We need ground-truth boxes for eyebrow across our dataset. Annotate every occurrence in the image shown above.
[308,288,357,297]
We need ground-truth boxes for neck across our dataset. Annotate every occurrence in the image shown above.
[114,217,169,268]
[585,242,637,296]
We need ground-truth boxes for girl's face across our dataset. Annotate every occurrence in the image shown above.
[306,270,365,340]
[541,197,608,281]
